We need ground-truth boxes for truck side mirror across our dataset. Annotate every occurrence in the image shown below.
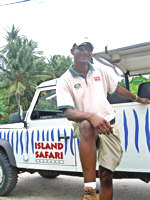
[18,105,27,128]
[18,105,24,121]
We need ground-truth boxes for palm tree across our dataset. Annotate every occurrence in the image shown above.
[0,25,50,111]
[47,55,72,78]
[0,89,8,121]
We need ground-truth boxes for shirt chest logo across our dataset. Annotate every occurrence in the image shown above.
[94,76,100,81]
[74,83,82,90]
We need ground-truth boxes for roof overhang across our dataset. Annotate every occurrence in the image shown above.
[93,42,150,76]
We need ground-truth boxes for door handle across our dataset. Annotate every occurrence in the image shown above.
[58,136,70,140]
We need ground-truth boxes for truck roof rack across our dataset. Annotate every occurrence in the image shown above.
[94,41,150,76]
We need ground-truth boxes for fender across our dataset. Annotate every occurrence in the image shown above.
[0,139,16,167]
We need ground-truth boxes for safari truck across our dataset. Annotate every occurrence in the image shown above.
[1,42,150,196]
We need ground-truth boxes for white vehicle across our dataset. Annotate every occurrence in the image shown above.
[1,42,150,196]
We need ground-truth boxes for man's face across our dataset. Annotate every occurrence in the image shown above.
[71,45,92,65]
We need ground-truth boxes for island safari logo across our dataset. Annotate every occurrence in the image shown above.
[34,142,64,164]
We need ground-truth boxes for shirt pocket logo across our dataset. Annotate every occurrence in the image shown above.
[74,83,82,89]
[94,76,100,81]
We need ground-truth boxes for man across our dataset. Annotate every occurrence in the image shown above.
[56,42,149,200]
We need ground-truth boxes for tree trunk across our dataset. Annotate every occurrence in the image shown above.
[16,93,21,110]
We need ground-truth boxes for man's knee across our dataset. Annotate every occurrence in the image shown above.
[99,166,113,187]
[79,120,94,139]
[80,120,92,131]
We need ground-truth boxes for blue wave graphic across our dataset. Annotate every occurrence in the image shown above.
[133,109,139,152]
[57,129,60,141]
[145,109,150,152]
[42,129,45,141]
[77,138,80,149]
[123,110,128,151]
[3,131,6,140]
[37,130,40,141]
[2,108,150,156]
[51,129,54,141]
[31,130,34,153]
[64,129,67,155]
[70,129,74,156]
[26,130,29,154]
[7,131,10,142]
[11,131,14,151]
[0,127,77,157]
[47,129,49,141]
[20,130,23,154]
[16,130,19,154]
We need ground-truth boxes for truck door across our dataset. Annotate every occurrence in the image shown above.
[25,87,77,168]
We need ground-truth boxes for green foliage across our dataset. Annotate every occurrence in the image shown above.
[0,25,73,123]
[0,25,49,112]
[130,77,150,94]
[118,79,125,87]
[0,103,7,116]
[47,55,72,78]
[35,90,57,111]
[0,118,9,125]
[0,89,8,124]
[119,76,150,94]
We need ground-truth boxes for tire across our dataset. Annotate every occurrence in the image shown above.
[0,151,18,196]
[39,171,60,179]
[9,112,26,124]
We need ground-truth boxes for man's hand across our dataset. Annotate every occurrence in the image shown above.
[64,108,113,134]
[88,114,113,134]
[137,97,150,104]
[116,85,150,104]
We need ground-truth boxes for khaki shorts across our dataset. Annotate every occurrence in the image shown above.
[73,122,123,172]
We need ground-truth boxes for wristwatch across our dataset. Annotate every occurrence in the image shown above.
[133,95,139,102]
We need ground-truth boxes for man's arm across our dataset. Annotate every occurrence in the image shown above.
[116,85,150,104]
[64,108,113,134]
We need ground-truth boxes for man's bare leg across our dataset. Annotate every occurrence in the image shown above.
[99,166,113,200]
[79,120,97,183]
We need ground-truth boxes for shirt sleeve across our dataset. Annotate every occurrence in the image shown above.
[104,68,118,94]
[56,78,75,110]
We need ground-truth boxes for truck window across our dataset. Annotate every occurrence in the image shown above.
[31,89,65,120]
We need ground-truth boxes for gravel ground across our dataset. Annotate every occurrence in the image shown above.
[1,172,150,200]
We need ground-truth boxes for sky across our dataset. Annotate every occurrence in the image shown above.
[0,0,150,58]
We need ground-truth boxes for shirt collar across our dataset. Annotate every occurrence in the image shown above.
[69,62,95,77]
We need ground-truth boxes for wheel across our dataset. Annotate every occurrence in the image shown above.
[0,151,18,196]
[39,170,60,179]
